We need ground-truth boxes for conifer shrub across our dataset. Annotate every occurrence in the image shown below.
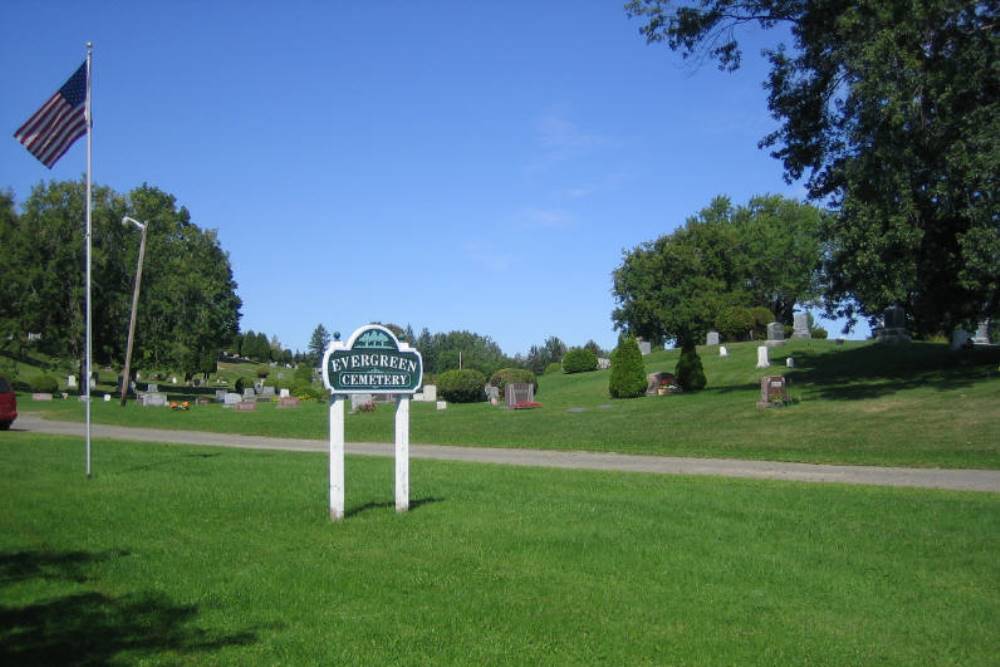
[489,368,538,398]
[608,335,646,398]
[562,347,598,373]
[437,369,486,403]
[33,375,59,393]
[675,346,707,391]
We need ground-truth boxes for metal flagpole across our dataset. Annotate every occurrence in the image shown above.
[85,42,93,478]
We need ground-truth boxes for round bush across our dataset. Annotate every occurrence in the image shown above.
[437,369,486,403]
[675,346,707,391]
[562,347,598,373]
[33,375,59,393]
[544,362,562,375]
[489,368,538,398]
[715,306,753,341]
[609,336,646,399]
[811,327,829,339]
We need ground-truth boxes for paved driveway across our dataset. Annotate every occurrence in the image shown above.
[13,413,1000,493]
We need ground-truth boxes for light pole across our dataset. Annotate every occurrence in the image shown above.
[120,216,148,406]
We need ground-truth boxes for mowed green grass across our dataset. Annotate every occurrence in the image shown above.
[22,340,1000,468]
[1,433,998,665]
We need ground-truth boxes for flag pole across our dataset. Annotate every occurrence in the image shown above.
[85,41,93,478]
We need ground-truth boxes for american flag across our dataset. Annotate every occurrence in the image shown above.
[13,62,88,169]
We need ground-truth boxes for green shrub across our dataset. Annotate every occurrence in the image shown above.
[437,369,486,403]
[234,377,251,393]
[675,346,707,391]
[562,347,598,374]
[256,367,270,379]
[489,368,538,398]
[811,327,829,339]
[33,375,59,393]
[609,336,646,399]
[749,307,775,339]
[544,362,562,375]
[294,364,315,384]
[715,306,753,341]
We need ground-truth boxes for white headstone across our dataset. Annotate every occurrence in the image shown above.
[171,376,178,384]
[350,393,374,412]
[421,384,437,402]
[147,383,158,393]
[279,388,290,398]
[756,346,770,369]
[436,400,447,410]
[243,388,256,399]
[224,392,241,405]
[103,394,111,402]
[972,319,991,345]
[786,357,795,368]
[719,346,728,357]
[637,340,652,356]
[766,322,784,341]
[597,357,611,370]
[215,389,227,402]
[67,374,77,388]
[89,377,96,389]
[706,330,720,346]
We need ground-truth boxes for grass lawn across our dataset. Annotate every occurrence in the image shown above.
[22,340,1000,469]
[0,433,997,665]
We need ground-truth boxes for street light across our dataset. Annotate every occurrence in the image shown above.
[120,216,148,406]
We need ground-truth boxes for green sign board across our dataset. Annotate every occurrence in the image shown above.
[322,325,423,394]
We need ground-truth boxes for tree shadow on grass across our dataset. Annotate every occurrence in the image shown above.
[346,496,445,518]
[788,343,1000,401]
[0,550,258,665]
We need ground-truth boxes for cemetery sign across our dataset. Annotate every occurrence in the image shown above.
[322,325,422,394]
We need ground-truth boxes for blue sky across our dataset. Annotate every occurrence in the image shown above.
[1,1,867,356]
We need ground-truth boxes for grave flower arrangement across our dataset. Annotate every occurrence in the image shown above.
[512,401,542,410]
[169,401,190,411]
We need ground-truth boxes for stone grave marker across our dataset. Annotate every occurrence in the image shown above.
[279,388,290,398]
[147,383,158,393]
[67,374,77,389]
[223,392,241,406]
[242,388,256,400]
[196,397,211,406]
[103,394,111,402]
[597,357,611,370]
[421,384,437,402]
[277,397,300,408]
[505,383,534,408]
[215,389,227,402]
[719,346,728,357]
[645,372,676,396]
[877,305,911,343]
[350,393,374,412]
[792,312,810,338]
[436,400,447,410]
[258,386,276,398]
[706,330,720,346]
[235,400,256,412]
[951,329,972,350]
[766,322,784,344]
[485,385,500,405]
[757,375,789,408]
[786,357,795,368]
[972,320,991,345]
[32,393,53,401]
[142,392,168,407]
[756,346,770,369]
[637,339,652,356]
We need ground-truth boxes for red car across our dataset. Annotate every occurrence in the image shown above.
[0,376,17,430]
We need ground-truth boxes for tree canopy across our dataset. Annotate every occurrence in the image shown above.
[626,0,999,334]
[0,180,242,377]
[612,194,822,347]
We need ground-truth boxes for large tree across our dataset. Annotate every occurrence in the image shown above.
[626,0,999,334]
[612,194,822,348]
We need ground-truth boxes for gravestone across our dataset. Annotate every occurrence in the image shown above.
[436,401,447,410]
[32,393,53,401]
[242,388,256,399]
[786,357,795,368]
[147,383,158,393]
[706,330,720,346]
[645,372,676,396]
[766,322,784,344]
[215,389,227,402]
[350,393,374,412]
[637,339,652,356]
[757,375,789,408]
[792,312,810,339]
[171,376,178,384]
[719,346,728,358]
[103,394,111,402]
[505,383,534,408]
[597,357,611,370]
[277,397,300,408]
[258,386,275,398]
[950,329,972,350]
[223,392,241,406]
[756,346,770,369]
[421,384,437,402]
[972,319,991,345]
[279,388,290,398]
[235,401,256,412]
[195,397,211,406]
[142,392,168,407]
[877,305,911,343]
[67,374,77,389]
[485,386,500,404]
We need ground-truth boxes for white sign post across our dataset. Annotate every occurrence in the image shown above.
[322,325,423,522]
